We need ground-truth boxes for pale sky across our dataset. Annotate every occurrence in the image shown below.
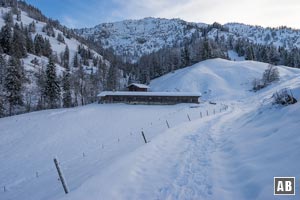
[25,0,300,28]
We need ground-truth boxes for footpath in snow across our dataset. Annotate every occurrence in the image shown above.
[1,59,300,200]
[59,97,300,200]
[58,105,231,200]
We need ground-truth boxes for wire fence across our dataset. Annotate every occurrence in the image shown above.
[1,103,229,198]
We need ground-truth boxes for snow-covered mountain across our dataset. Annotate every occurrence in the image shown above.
[76,17,202,62]
[225,23,300,49]
[76,18,300,62]
[1,58,299,200]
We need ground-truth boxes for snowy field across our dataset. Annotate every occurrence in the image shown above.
[1,59,300,200]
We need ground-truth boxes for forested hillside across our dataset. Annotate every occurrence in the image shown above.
[0,0,127,117]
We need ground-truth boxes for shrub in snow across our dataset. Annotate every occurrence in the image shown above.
[252,78,265,91]
[252,64,280,91]
[262,64,280,86]
[273,89,297,105]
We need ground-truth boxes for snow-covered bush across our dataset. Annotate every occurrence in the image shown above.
[252,64,280,91]
[252,78,265,91]
[273,89,297,105]
[262,64,280,86]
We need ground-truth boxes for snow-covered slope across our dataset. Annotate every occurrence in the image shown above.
[151,58,299,100]
[150,59,264,100]
[225,22,300,49]
[76,17,202,62]
[0,5,110,113]
[0,7,105,71]
[1,59,300,200]
[76,18,300,62]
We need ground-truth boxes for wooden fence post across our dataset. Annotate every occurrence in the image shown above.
[141,131,148,143]
[206,110,209,116]
[187,114,191,121]
[214,109,215,115]
[166,120,170,128]
[200,112,202,118]
[54,157,69,194]
[3,186,6,192]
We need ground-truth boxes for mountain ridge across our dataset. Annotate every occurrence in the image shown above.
[76,17,300,63]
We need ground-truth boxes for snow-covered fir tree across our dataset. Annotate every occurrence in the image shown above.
[0,55,6,117]
[44,57,61,109]
[4,57,23,115]
[0,24,13,54]
[62,63,72,108]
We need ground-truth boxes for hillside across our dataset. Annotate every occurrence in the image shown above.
[77,18,300,64]
[1,58,299,200]
[0,1,118,117]
[76,17,201,63]
[225,22,300,49]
